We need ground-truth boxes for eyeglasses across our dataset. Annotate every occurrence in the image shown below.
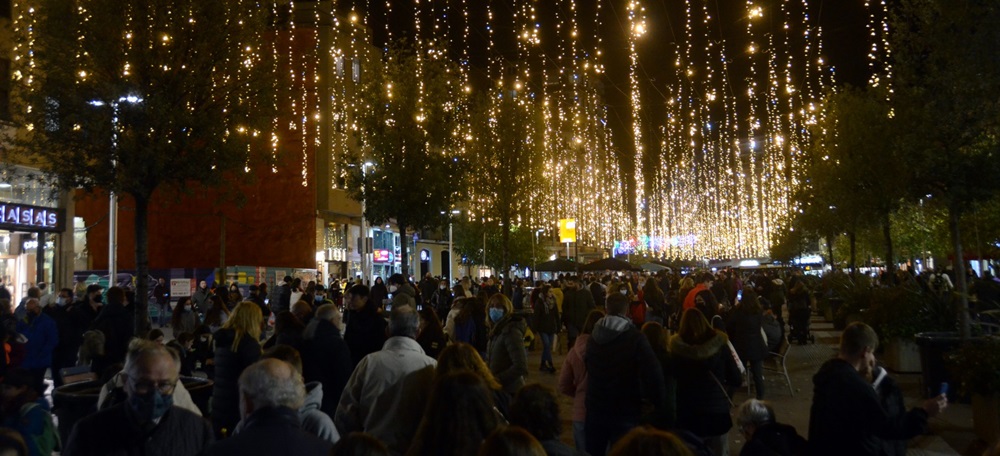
[128,376,177,395]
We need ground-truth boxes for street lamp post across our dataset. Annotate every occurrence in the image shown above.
[447,209,460,283]
[532,228,543,279]
[360,161,374,286]
[93,95,143,286]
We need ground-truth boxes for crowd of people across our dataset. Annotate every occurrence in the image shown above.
[0,265,990,455]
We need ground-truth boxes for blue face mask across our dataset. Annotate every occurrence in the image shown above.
[315,296,324,303]
[489,308,505,323]
[129,389,174,422]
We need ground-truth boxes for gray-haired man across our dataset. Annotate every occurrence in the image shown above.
[63,340,213,456]
[335,305,436,455]
[207,358,332,455]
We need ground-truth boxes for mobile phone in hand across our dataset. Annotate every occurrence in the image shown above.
[939,382,948,397]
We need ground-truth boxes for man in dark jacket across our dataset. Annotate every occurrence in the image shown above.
[809,322,946,456]
[419,273,437,306]
[387,274,417,309]
[207,358,332,456]
[45,288,77,387]
[275,276,293,315]
[63,340,213,456]
[562,276,595,349]
[301,304,353,417]
[89,286,135,376]
[585,293,665,456]
[342,284,388,367]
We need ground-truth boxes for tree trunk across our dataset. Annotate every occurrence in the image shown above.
[849,231,857,275]
[399,221,409,278]
[827,235,835,270]
[501,219,510,279]
[133,194,151,336]
[949,204,971,339]
[883,212,895,280]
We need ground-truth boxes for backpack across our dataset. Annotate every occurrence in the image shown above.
[20,402,61,454]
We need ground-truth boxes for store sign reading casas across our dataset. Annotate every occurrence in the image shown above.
[0,202,65,233]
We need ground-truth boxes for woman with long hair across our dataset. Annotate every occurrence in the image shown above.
[643,278,668,324]
[210,301,262,438]
[171,296,198,335]
[436,342,509,418]
[406,371,502,456]
[486,294,528,395]
[669,308,741,456]
[369,277,388,311]
[530,286,560,374]
[203,295,230,332]
[727,289,768,400]
[262,311,306,351]
[641,321,678,429]
[416,306,448,359]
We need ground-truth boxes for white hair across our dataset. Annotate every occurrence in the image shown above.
[124,339,180,377]
[239,359,306,410]
[735,399,775,430]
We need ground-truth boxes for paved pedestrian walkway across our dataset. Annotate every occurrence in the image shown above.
[526,313,984,455]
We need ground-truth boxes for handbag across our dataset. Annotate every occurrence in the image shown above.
[709,371,736,408]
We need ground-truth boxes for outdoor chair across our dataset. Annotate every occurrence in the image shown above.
[760,335,794,397]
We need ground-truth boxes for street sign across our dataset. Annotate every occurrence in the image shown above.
[559,219,577,243]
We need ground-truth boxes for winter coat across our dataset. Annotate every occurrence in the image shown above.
[873,366,922,456]
[370,284,389,309]
[683,284,719,320]
[335,337,436,455]
[762,314,784,352]
[740,422,808,456]
[541,439,588,456]
[532,295,561,335]
[301,319,353,417]
[63,402,213,456]
[562,288,596,331]
[416,328,447,360]
[233,382,340,444]
[207,406,332,456]
[275,284,292,314]
[809,358,929,456]
[193,287,212,315]
[585,315,665,423]
[89,302,134,374]
[431,289,453,320]
[16,313,58,370]
[726,310,769,362]
[487,314,529,394]
[669,330,742,437]
[171,309,198,336]
[558,334,591,422]
[210,328,262,436]
[343,305,388,367]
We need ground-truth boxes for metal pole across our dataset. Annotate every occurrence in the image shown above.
[482,230,486,277]
[448,221,453,283]
[361,199,367,285]
[566,242,570,260]
[109,191,117,285]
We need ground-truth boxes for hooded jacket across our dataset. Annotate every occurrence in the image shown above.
[808,358,929,456]
[585,315,665,422]
[669,330,741,437]
[487,314,528,394]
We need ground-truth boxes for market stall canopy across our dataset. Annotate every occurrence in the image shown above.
[534,258,580,272]
[641,262,671,273]
[580,258,641,272]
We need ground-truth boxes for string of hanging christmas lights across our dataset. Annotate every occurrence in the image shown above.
[10,0,877,261]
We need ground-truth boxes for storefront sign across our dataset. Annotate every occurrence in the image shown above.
[374,249,393,263]
[170,279,194,297]
[0,203,65,233]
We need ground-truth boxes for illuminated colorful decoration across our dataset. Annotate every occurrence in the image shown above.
[11,0,847,260]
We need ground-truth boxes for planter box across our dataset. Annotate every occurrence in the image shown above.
[973,394,1000,444]
[882,339,922,373]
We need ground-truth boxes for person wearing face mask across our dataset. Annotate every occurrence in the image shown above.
[430,279,453,321]
[44,288,76,388]
[300,304,352,418]
[65,340,213,456]
[486,294,528,395]
[1,368,59,456]
[387,274,417,310]
[15,299,57,396]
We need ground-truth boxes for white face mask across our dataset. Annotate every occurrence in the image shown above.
[620,290,628,295]
[439,285,446,290]
[389,285,398,293]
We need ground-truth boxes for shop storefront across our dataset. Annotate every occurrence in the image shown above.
[0,167,68,304]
